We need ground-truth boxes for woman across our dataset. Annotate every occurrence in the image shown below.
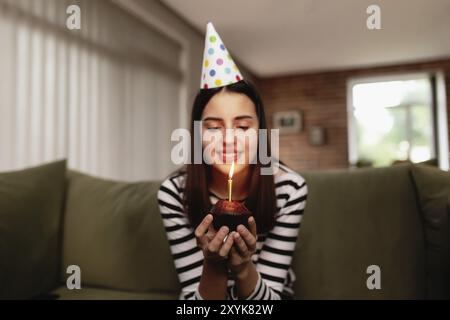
[159,22,307,300]
[158,79,308,300]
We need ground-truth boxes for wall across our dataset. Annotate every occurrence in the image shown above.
[256,59,450,172]
[116,0,257,129]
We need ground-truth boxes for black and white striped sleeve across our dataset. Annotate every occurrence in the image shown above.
[157,175,205,300]
[230,174,307,300]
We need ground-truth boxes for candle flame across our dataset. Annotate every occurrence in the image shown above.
[228,161,235,179]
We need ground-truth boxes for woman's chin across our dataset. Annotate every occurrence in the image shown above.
[212,162,248,176]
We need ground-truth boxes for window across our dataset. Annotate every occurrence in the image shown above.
[0,0,183,180]
[347,73,448,169]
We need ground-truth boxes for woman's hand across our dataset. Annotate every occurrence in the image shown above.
[195,213,235,263]
[228,216,257,277]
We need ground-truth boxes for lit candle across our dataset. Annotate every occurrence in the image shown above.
[228,161,234,202]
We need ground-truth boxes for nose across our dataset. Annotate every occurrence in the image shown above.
[223,129,237,153]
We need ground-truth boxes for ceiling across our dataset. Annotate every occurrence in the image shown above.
[161,0,450,77]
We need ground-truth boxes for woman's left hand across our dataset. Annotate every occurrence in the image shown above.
[228,216,257,277]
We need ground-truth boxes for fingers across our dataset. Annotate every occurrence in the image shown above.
[233,232,249,256]
[248,216,257,238]
[237,223,257,252]
[206,222,216,241]
[207,226,229,254]
[195,214,213,238]
[206,223,217,240]
[218,231,235,258]
[195,214,213,247]
[228,247,241,267]
[229,246,238,261]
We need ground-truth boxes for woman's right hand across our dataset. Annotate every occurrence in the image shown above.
[195,213,235,263]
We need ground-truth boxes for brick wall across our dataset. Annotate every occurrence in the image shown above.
[255,59,450,172]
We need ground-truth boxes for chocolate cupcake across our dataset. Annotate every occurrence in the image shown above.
[210,199,252,231]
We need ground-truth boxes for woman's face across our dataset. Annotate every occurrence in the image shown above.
[201,90,259,177]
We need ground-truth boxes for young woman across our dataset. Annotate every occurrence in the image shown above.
[158,79,308,300]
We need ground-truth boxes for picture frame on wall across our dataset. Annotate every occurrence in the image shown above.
[308,126,327,146]
[272,110,303,134]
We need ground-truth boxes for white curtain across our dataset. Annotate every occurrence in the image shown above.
[0,0,183,181]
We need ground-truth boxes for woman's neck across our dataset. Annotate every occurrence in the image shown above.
[209,166,252,201]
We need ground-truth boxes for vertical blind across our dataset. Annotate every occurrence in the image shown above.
[0,0,183,181]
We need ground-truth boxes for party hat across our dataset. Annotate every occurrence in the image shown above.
[200,22,244,89]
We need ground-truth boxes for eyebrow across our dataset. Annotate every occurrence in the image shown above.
[202,115,254,122]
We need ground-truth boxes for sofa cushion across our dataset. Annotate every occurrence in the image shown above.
[0,160,67,299]
[295,164,426,299]
[61,171,179,295]
[410,164,450,299]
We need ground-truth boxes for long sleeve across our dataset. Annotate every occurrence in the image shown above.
[230,173,308,300]
[159,169,307,300]
[157,174,205,300]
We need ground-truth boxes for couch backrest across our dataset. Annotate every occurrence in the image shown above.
[0,160,438,299]
[61,164,429,299]
[294,164,426,299]
[0,160,67,299]
[61,170,180,296]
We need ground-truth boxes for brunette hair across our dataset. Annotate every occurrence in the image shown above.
[181,79,277,234]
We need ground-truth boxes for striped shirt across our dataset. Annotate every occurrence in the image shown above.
[157,163,308,300]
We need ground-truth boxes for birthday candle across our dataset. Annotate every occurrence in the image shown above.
[228,161,234,202]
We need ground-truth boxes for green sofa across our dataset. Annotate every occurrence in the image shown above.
[0,160,449,300]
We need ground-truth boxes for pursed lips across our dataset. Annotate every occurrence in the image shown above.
[220,150,242,162]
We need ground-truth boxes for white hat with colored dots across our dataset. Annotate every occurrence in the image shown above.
[200,22,244,89]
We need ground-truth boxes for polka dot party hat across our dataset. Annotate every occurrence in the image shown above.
[200,22,243,89]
